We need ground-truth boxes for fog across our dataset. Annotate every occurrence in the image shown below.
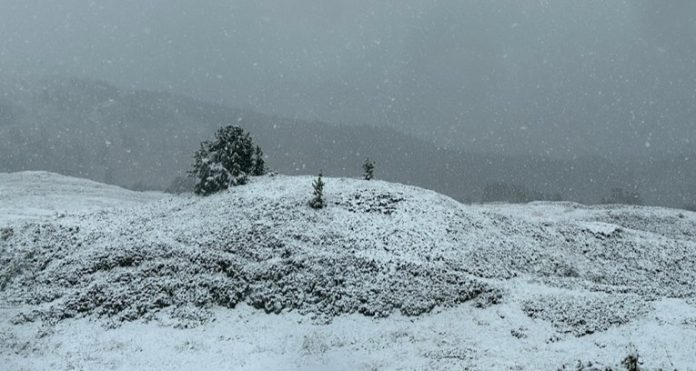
[4,3,696,367]
[3,0,695,156]
[1,1,695,206]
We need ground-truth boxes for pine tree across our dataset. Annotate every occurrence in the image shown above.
[309,172,325,209]
[189,125,264,195]
[191,142,223,196]
[252,145,265,176]
[229,152,248,186]
[362,158,375,180]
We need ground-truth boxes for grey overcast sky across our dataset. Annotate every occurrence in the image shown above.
[1,0,694,158]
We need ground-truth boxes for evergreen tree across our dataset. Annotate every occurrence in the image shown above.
[189,125,264,195]
[309,172,325,209]
[191,142,225,196]
[362,158,375,180]
[229,152,248,186]
[252,145,265,176]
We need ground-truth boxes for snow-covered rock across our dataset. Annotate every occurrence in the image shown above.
[1,172,695,370]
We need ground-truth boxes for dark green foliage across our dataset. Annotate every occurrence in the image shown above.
[252,145,266,176]
[189,125,264,195]
[363,158,375,180]
[310,172,325,209]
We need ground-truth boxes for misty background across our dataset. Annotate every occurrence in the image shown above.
[1,1,694,208]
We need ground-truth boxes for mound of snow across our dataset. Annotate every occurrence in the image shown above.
[1,175,501,326]
[2,174,696,325]
[2,172,696,369]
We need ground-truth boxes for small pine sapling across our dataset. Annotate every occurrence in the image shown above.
[363,158,375,180]
[621,346,641,371]
[310,172,325,209]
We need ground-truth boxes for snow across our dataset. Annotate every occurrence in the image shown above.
[0,171,165,224]
[1,171,695,370]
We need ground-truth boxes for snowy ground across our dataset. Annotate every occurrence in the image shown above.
[0,172,165,224]
[1,171,695,370]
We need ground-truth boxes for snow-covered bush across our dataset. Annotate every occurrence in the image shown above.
[521,294,650,337]
[621,347,641,371]
[0,227,13,241]
[558,347,642,371]
[189,125,265,195]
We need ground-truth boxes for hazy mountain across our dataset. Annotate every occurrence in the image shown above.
[1,75,693,207]
[3,1,695,159]
[630,153,696,208]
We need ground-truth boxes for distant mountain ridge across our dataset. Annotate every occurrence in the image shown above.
[0,75,693,207]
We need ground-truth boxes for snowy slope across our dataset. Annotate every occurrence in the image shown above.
[0,171,166,224]
[1,172,695,370]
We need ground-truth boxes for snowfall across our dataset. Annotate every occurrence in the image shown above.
[1,171,695,370]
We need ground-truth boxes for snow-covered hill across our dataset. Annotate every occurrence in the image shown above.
[1,172,695,370]
[0,171,166,224]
